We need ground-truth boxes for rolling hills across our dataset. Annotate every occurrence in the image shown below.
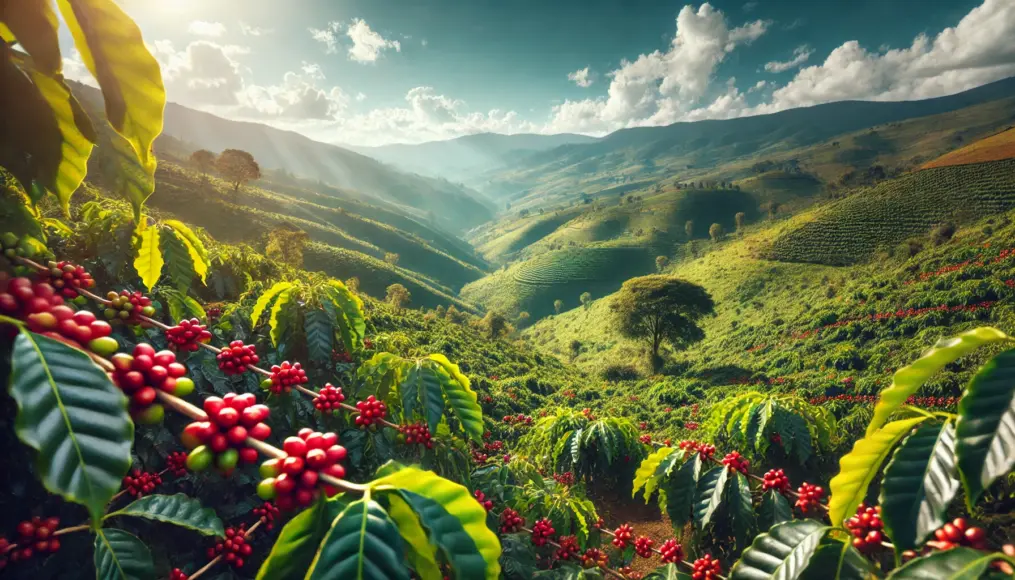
[923,127,1015,169]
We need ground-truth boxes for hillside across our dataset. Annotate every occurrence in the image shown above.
[69,81,496,234]
[352,132,598,181]
[923,127,1015,169]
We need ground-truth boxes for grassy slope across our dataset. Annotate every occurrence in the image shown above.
[923,127,1015,169]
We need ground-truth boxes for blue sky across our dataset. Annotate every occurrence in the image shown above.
[63,0,1015,146]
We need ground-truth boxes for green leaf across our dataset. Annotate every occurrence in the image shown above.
[105,493,224,537]
[164,219,208,282]
[829,417,928,528]
[748,401,774,453]
[133,225,163,291]
[57,0,165,219]
[407,363,444,434]
[160,227,194,291]
[694,466,729,529]
[880,422,959,552]
[428,354,484,442]
[885,547,1000,579]
[633,447,676,502]
[642,564,692,580]
[662,453,700,528]
[93,528,155,580]
[955,348,1015,507]
[370,464,501,580]
[400,490,487,580]
[0,0,62,73]
[305,309,334,364]
[327,280,366,351]
[802,537,878,580]
[306,496,409,580]
[251,281,294,327]
[729,471,756,547]
[758,490,793,531]
[381,492,442,580]
[257,496,347,580]
[268,288,293,346]
[730,519,829,580]
[868,327,1011,436]
[788,413,813,464]
[9,332,132,523]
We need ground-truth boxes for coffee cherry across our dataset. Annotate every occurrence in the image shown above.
[553,471,575,486]
[555,535,580,560]
[268,361,308,394]
[103,290,155,326]
[259,429,347,510]
[354,395,387,427]
[634,536,654,558]
[313,384,346,413]
[721,451,750,474]
[166,451,188,477]
[398,422,434,449]
[929,518,988,551]
[530,518,554,547]
[611,524,634,549]
[169,568,188,580]
[216,341,259,375]
[111,344,190,422]
[252,501,281,530]
[42,261,94,298]
[165,318,212,352]
[795,482,825,512]
[473,490,494,511]
[762,469,791,493]
[181,394,271,475]
[499,508,524,533]
[211,526,253,569]
[10,517,61,562]
[580,547,607,569]
[122,469,162,498]
[691,554,722,580]
[660,539,683,564]
[845,504,884,553]
[639,434,652,444]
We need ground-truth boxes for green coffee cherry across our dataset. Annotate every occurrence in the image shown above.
[173,377,195,397]
[186,446,213,471]
[257,478,276,500]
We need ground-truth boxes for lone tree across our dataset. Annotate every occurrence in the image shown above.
[217,149,261,193]
[734,211,746,233]
[569,339,582,361]
[580,291,592,310]
[610,275,714,371]
[481,311,511,339]
[553,299,564,315]
[385,283,411,309]
[684,220,694,240]
[709,222,724,242]
[265,224,309,268]
[655,255,669,272]
[190,149,215,178]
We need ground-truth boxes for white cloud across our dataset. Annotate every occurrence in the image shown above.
[62,50,97,87]
[547,3,769,134]
[239,22,271,36]
[742,1,758,12]
[309,22,342,54]
[747,79,768,93]
[151,40,246,105]
[346,19,401,63]
[187,21,226,37]
[568,67,593,88]
[355,92,367,102]
[764,45,812,72]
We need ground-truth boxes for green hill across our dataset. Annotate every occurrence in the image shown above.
[766,159,1015,265]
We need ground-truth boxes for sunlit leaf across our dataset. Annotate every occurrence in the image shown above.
[93,528,154,580]
[133,224,163,290]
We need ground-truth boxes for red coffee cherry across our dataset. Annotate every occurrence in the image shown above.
[216,340,259,375]
[209,525,253,569]
[634,536,654,558]
[530,518,554,547]
[43,261,94,299]
[762,469,791,493]
[354,395,387,427]
[267,361,308,394]
[166,451,189,477]
[312,384,346,413]
[257,429,347,510]
[691,554,723,580]
[499,508,524,533]
[795,482,825,512]
[554,535,580,560]
[611,524,634,549]
[660,539,684,564]
[122,469,163,498]
[165,318,212,352]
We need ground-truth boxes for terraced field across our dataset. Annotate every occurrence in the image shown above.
[475,207,583,262]
[766,159,1015,265]
[922,127,1015,169]
[513,246,652,285]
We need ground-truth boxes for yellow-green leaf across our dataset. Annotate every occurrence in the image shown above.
[829,417,928,527]
[633,446,675,501]
[1,0,62,74]
[868,327,1011,436]
[269,288,293,346]
[382,491,441,580]
[164,220,208,282]
[133,225,163,290]
[57,0,164,169]
[251,281,293,327]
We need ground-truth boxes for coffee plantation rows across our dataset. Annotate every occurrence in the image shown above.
[512,247,654,286]
[767,158,1015,265]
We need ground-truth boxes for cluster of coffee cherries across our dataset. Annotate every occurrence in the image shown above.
[26,304,118,355]
[122,469,163,498]
[183,394,271,474]
[1,517,61,566]
[397,422,433,449]
[165,318,212,352]
[845,504,885,552]
[639,434,653,444]
[166,451,189,477]
[471,450,489,464]
[927,518,988,551]
[617,566,641,580]
[531,518,555,547]
[473,490,494,511]
[102,290,155,325]
[206,306,222,321]
[611,524,634,549]
[499,508,524,533]
[690,554,723,580]
[639,421,649,430]
[502,414,533,426]
[257,429,348,510]
[721,451,750,474]
[762,469,791,493]
[252,501,281,531]
[265,361,308,394]
[354,395,388,428]
[795,482,825,511]
[678,440,715,459]
[634,536,654,558]
[208,525,253,569]
[555,535,580,560]
[484,439,505,453]
[660,539,684,564]
[216,340,259,375]
[553,471,575,486]
[580,547,607,569]
[169,568,188,580]
[312,384,346,413]
[42,261,94,298]
[0,232,29,263]
[111,344,194,424]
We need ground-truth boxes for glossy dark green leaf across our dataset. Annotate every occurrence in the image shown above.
[955,348,1015,507]
[662,454,700,528]
[380,492,441,580]
[758,490,793,531]
[160,226,194,291]
[642,564,692,579]
[94,528,155,580]
[9,332,133,523]
[729,472,756,547]
[306,497,409,580]
[880,422,959,551]
[730,519,829,580]
[788,414,813,463]
[886,547,999,579]
[428,354,484,442]
[304,309,334,364]
[107,493,224,537]
[694,466,729,529]
[400,490,488,579]
[404,363,444,434]
[257,496,347,580]
[801,537,879,580]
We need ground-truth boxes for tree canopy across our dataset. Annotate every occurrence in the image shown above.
[216,149,261,193]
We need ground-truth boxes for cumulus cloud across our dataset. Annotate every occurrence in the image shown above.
[764,45,812,73]
[747,79,769,93]
[239,22,271,36]
[187,21,226,37]
[150,40,246,105]
[346,19,401,63]
[568,67,594,87]
[309,22,342,54]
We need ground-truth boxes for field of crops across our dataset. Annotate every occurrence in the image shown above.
[766,158,1015,265]
[512,246,652,286]
[922,127,1015,169]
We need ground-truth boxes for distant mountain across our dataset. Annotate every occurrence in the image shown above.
[68,81,495,233]
[352,133,599,181]
[483,76,1015,204]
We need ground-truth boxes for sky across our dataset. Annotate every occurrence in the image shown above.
[60,0,1015,147]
